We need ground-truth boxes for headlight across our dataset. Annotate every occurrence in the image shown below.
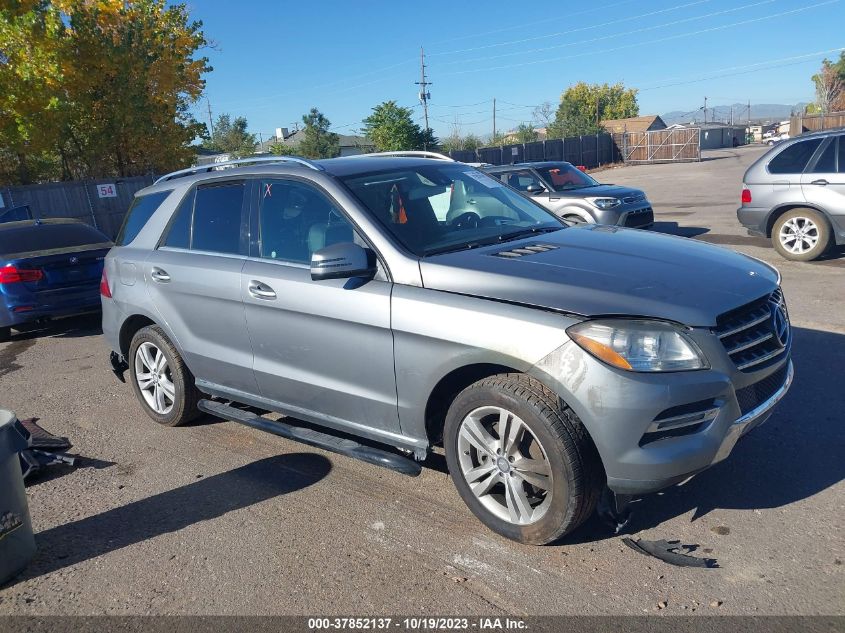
[566,319,707,372]
[586,197,621,210]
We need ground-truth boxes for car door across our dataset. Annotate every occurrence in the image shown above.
[801,135,845,234]
[145,179,258,394]
[240,177,400,434]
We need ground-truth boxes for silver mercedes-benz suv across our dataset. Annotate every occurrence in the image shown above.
[102,155,792,545]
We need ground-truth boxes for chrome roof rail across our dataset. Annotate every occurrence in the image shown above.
[352,151,456,161]
[154,156,324,184]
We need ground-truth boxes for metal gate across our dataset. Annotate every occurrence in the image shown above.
[614,128,701,164]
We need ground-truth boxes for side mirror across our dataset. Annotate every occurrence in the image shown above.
[525,183,545,194]
[310,242,376,281]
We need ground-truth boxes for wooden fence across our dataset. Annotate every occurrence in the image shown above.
[1,175,154,238]
[612,128,701,164]
[790,111,845,135]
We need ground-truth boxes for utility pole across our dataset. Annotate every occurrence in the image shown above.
[748,99,751,124]
[730,105,733,126]
[415,46,432,147]
[492,98,497,140]
[703,96,707,124]
[206,97,215,138]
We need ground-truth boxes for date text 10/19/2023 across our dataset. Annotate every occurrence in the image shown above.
[308,617,528,630]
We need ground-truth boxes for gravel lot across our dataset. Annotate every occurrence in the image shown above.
[0,145,843,616]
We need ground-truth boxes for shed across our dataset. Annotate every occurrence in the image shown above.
[601,115,667,134]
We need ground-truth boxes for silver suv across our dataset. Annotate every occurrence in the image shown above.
[102,155,792,545]
[738,129,845,261]
[482,161,654,228]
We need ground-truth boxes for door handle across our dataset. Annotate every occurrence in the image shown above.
[810,179,829,186]
[150,267,170,282]
[248,280,277,300]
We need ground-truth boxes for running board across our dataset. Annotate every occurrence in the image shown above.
[197,399,422,477]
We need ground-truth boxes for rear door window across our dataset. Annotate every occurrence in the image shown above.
[162,190,195,249]
[809,139,836,173]
[190,182,246,255]
[839,136,845,173]
[768,139,823,174]
[116,191,171,245]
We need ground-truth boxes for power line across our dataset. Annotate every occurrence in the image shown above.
[443,0,838,75]
[415,47,432,134]
[430,0,712,57]
[434,0,774,67]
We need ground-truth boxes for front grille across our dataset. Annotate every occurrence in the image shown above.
[715,287,790,372]
[734,362,789,415]
[623,208,654,228]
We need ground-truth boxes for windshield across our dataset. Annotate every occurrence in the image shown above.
[534,164,599,191]
[340,164,564,257]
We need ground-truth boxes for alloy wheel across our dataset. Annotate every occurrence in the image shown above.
[779,216,819,255]
[134,341,175,414]
[457,406,553,525]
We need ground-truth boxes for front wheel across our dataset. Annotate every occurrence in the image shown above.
[128,325,200,426]
[772,208,832,261]
[444,374,603,545]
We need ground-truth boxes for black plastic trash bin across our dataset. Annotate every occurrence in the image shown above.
[0,409,36,585]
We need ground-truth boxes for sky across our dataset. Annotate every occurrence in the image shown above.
[188,0,845,141]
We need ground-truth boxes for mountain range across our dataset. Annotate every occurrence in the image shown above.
[661,103,807,125]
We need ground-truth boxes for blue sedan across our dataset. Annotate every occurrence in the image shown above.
[0,218,112,342]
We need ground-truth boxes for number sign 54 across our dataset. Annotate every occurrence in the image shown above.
[97,183,117,198]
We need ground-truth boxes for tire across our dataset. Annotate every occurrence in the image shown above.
[563,214,589,225]
[444,373,603,545]
[0,327,10,343]
[772,208,832,262]
[128,325,200,426]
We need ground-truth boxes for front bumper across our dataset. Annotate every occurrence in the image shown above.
[532,341,793,496]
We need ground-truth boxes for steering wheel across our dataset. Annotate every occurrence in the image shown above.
[450,211,481,229]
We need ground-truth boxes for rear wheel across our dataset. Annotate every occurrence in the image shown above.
[128,325,200,426]
[444,374,603,545]
[772,208,832,261]
[0,327,10,343]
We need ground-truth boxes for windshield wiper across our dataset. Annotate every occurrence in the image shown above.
[423,226,561,256]
[495,226,562,243]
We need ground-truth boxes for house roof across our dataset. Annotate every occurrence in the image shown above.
[270,130,374,149]
[601,115,666,134]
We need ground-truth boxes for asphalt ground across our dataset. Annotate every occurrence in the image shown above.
[0,145,842,616]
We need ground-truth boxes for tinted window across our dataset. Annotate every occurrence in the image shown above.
[768,139,823,174]
[839,136,845,173]
[258,180,356,264]
[810,139,836,173]
[116,191,170,245]
[191,182,245,255]
[498,170,544,192]
[162,190,194,249]
[0,222,111,257]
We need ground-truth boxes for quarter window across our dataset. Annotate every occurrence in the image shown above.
[190,182,245,255]
[768,139,823,174]
[839,136,845,173]
[258,179,356,264]
[116,191,170,246]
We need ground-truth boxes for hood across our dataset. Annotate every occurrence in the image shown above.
[419,226,779,327]
[549,184,644,200]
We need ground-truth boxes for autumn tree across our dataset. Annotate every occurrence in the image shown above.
[203,114,256,156]
[548,82,639,138]
[296,108,339,159]
[0,0,210,184]
[812,56,845,113]
[362,101,437,151]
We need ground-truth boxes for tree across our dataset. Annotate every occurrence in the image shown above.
[548,82,639,138]
[297,108,339,159]
[812,57,845,113]
[362,101,434,151]
[203,114,256,156]
[514,123,539,143]
[532,101,555,128]
[0,0,210,184]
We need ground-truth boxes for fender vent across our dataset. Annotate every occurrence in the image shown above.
[492,243,559,258]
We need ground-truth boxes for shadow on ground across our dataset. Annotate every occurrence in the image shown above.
[9,453,331,584]
[7,312,102,342]
[652,221,710,238]
[568,325,845,544]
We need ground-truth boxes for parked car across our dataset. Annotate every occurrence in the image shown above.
[103,155,792,545]
[765,133,790,146]
[481,161,654,228]
[738,128,844,261]
[1,218,112,342]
